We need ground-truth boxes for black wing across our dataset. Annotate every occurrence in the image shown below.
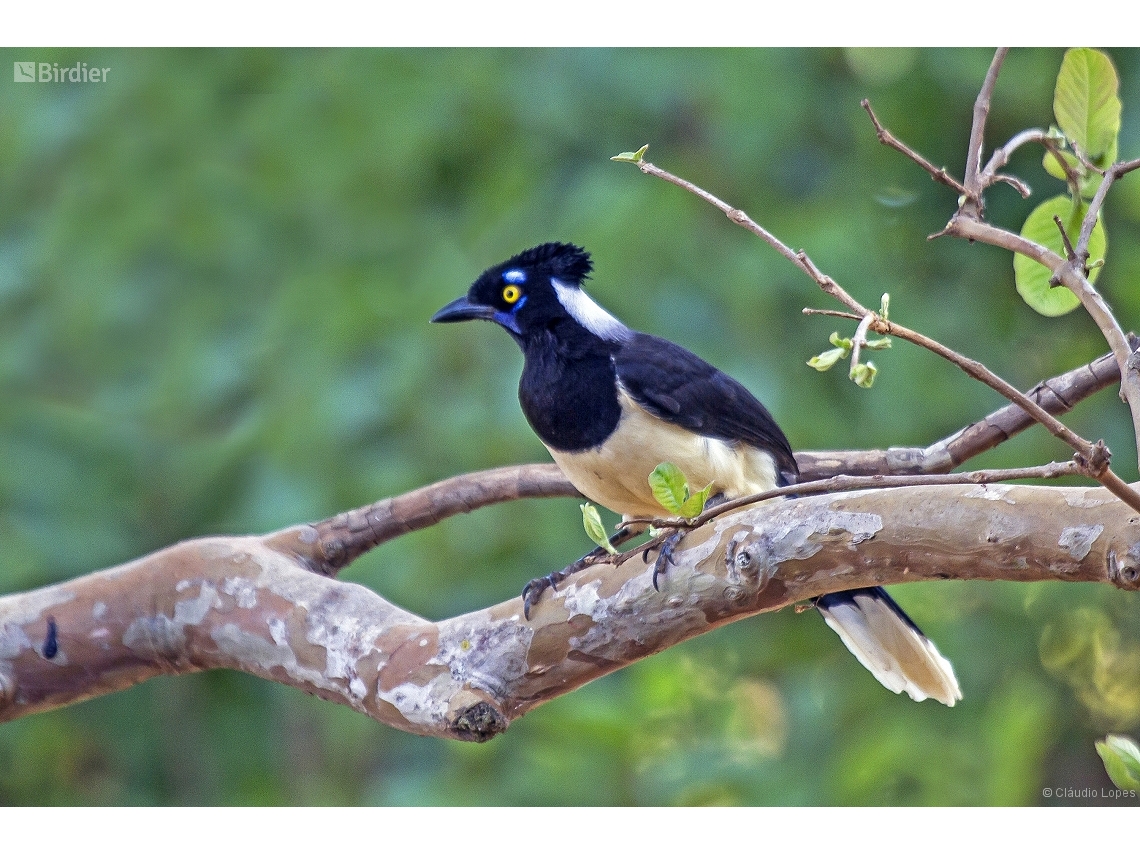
[614,332,798,481]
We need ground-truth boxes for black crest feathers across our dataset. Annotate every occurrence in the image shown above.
[507,243,593,284]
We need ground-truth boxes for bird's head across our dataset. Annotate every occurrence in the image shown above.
[431,242,630,343]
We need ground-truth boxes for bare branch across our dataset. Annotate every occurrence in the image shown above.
[992,173,1032,198]
[961,48,1009,213]
[676,461,1082,529]
[981,128,1044,187]
[927,346,1127,470]
[861,99,969,196]
[857,65,1140,469]
[1053,214,1078,263]
[946,215,1140,466]
[629,158,870,316]
[308,464,582,576]
[849,311,876,379]
[865,312,1140,511]
[1078,158,1140,262]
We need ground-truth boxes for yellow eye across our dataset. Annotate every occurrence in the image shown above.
[502,285,521,304]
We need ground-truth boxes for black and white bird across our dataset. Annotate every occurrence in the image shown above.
[432,242,961,706]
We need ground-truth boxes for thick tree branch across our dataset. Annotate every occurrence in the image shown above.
[4,484,1138,739]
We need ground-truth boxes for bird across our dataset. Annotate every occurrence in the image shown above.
[432,242,961,706]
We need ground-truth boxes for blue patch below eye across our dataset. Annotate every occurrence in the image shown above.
[493,309,522,334]
[503,269,527,284]
[492,295,526,334]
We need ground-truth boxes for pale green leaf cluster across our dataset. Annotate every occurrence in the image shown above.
[1017,48,1120,316]
[648,462,714,518]
[808,325,890,389]
[1095,734,1140,790]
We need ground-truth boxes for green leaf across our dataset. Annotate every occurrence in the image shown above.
[1096,734,1140,790]
[1054,48,1121,167]
[1014,195,1107,316]
[850,361,877,389]
[611,144,649,164]
[581,503,618,554]
[678,482,714,518]
[828,331,852,350]
[649,462,688,514]
[808,347,846,371]
[879,292,890,321]
[863,337,892,351]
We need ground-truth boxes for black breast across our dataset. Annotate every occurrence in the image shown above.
[517,325,622,452]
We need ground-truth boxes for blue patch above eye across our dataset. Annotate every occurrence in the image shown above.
[503,269,527,284]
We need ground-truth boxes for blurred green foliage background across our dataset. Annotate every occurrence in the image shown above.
[2,47,1140,806]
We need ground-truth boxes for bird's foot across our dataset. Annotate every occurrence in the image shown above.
[522,527,634,619]
[645,529,685,591]
[521,566,577,620]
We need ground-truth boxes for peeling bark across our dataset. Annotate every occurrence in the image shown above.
[3,483,1137,740]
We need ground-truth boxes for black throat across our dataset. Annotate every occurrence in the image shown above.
[516,318,623,452]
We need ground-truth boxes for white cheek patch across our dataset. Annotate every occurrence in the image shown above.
[552,279,632,342]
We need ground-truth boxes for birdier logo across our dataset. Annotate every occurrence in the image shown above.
[13,61,110,83]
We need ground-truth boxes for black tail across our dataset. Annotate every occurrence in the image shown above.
[816,587,961,706]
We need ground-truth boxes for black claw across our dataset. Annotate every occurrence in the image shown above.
[521,567,574,620]
[521,577,546,620]
[651,530,683,591]
[42,615,58,659]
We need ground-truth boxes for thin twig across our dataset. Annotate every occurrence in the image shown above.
[803,308,861,321]
[992,173,1032,198]
[619,460,1082,533]
[849,311,875,377]
[961,48,1009,213]
[861,99,969,196]
[927,346,1127,470]
[979,129,1077,198]
[1078,158,1140,260]
[1069,143,1108,178]
[630,158,870,317]
[631,161,804,275]
[981,128,1043,186]
[801,346,1127,478]
[1053,215,1077,264]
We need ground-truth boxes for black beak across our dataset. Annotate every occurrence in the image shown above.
[430,295,495,324]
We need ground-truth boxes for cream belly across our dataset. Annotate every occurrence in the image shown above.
[546,391,779,520]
